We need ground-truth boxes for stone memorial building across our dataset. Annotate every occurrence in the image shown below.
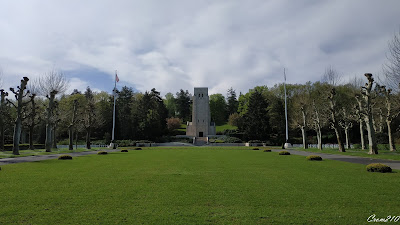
[186,87,216,137]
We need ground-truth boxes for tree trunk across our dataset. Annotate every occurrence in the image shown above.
[344,127,350,149]
[387,120,396,152]
[86,127,91,149]
[359,120,365,150]
[365,117,378,154]
[0,126,4,151]
[68,126,74,150]
[45,92,56,152]
[52,126,57,149]
[301,127,307,149]
[12,117,22,155]
[29,125,34,150]
[333,126,345,152]
[317,127,322,150]
[45,123,52,152]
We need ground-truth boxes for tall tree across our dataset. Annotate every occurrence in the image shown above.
[209,93,227,125]
[164,92,176,118]
[339,107,353,149]
[83,87,96,149]
[175,89,191,122]
[327,88,346,152]
[357,73,378,154]
[242,90,270,141]
[226,87,239,115]
[378,85,399,151]
[7,77,30,155]
[116,86,134,140]
[383,29,400,91]
[38,70,68,152]
[0,89,9,151]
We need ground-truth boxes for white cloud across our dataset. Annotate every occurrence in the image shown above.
[1,0,400,96]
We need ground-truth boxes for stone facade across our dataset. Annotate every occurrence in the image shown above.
[186,87,216,137]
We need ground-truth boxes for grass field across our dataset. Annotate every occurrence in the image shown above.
[1,147,399,224]
[0,147,106,159]
[216,124,238,133]
[294,147,400,161]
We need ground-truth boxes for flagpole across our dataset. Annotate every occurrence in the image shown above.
[111,70,117,149]
[284,68,290,149]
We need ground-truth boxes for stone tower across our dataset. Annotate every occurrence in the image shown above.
[186,87,216,137]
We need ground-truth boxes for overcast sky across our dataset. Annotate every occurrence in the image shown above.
[1,0,399,96]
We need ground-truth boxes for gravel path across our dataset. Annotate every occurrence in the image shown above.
[0,149,121,166]
[275,149,400,170]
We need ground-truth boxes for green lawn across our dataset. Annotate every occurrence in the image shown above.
[294,147,400,161]
[0,147,106,159]
[1,147,399,224]
[216,123,238,133]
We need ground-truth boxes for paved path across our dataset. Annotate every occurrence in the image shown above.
[0,149,121,166]
[276,149,400,170]
[1,148,400,170]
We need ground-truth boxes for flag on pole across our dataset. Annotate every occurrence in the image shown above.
[115,73,120,82]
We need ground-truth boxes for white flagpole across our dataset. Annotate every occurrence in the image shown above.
[111,70,117,149]
[284,68,290,148]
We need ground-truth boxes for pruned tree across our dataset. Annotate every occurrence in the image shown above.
[383,29,400,91]
[354,101,366,150]
[38,70,69,152]
[327,88,346,152]
[0,89,9,151]
[378,85,399,151]
[359,73,378,154]
[7,77,30,155]
[23,81,41,150]
[339,107,353,149]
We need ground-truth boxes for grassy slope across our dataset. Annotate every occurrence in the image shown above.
[0,147,399,224]
[294,147,400,161]
[216,123,238,133]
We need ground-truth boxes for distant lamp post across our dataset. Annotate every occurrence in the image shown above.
[284,68,291,149]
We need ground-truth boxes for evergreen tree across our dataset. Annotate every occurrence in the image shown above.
[226,87,239,115]
[175,89,191,122]
[242,90,270,141]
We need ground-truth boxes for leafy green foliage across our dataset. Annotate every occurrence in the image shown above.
[263,149,271,152]
[306,155,322,161]
[366,163,392,173]
[209,94,227,125]
[97,151,108,155]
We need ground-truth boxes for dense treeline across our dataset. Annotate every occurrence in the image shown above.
[1,29,400,155]
[1,71,400,155]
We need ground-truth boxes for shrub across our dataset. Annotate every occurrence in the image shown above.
[58,155,73,160]
[121,150,128,152]
[366,163,392,173]
[263,149,271,152]
[97,151,108,155]
[306,155,322,161]
[134,147,142,150]
[252,148,259,150]
[279,151,290,155]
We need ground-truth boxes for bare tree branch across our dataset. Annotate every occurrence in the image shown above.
[322,66,342,86]
[383,28,400,91]
[38,70,69,96]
